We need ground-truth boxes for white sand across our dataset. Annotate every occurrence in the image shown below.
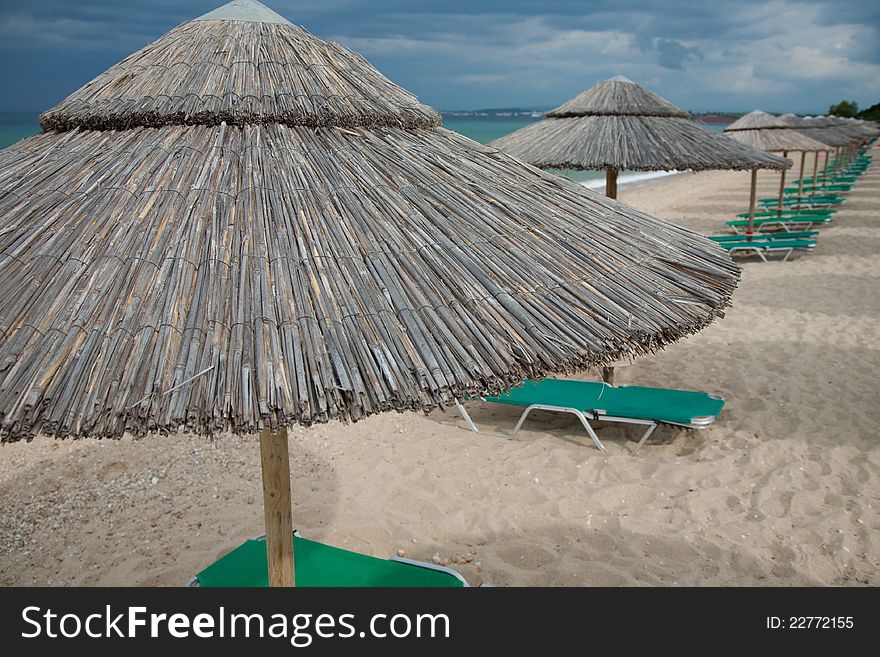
[1,147,877,587]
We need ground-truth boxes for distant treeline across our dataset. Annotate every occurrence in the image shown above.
[691,112,740,124]
[857,103,880,122]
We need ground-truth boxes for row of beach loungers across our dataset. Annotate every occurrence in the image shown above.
[708,150,872,261]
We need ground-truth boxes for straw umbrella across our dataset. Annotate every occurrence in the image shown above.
[779,114,827,196]
[723,111,828,229]
[794,116,862,178]
[490,76,790,201]
[0,1,741,587]
[817,116,873,172]
[491,77,784,380]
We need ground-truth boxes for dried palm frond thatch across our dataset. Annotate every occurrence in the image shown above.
[489,78,790,174]
[724,111,830,152]
[797,116,867,147]
[0,2,740,443]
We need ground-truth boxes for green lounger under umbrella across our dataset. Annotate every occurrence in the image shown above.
[715,238,816,261]
[709,231,819,242]
[456,379,724,455]
[758,195,844,206]
[190,533,469,587]
[784,183,852,194]
[725,216,831,233]
[736,209,833,219]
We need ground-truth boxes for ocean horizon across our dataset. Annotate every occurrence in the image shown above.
[0,111,727,190]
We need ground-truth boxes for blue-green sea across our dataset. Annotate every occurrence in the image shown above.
[0,112,39,148]
[0,112,726,190]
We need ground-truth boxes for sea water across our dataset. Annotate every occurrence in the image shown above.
[0,112,725,192]
[0,112,39,149]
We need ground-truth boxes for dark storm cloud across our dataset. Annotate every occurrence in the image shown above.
[653,39,703,70]
[0,0,878,114]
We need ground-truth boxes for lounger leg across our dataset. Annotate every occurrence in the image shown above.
[631,423,657,456]
[455,401,480,433]
[456,402,607,452]
[507,405,606,451]
[571,410,607,452]
[506,405,540,441]
[782,248,794,262]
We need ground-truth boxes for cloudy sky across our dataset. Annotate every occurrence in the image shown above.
[1,0,878,114]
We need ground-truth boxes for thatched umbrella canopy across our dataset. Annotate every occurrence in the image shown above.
[489,76,789,200]
[0,1,740,585]
[796,116,861,147]
[841,117,880,141]
[817,116,874,144]
[724,111,829,226]
[778,114,846,191]
[724,111,830,152]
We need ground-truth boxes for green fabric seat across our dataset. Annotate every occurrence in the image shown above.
[758,196,843,206]
[735,209,832,219]
[784,184,852,194]
[710,231,818,242]
[718,238,816,261]
[466,379,725,454]
[725,216,831,232]
[192,534,467,587]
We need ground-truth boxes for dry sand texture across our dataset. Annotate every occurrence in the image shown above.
[1,146,877,587]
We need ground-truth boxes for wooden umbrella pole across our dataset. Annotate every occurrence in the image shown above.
[605,168,618,200]
[601,166,617,385]
[260,427,295,587]
[776,150,788,217]
[747,169,757,239]
[601,365,615,385]
[797,151,806,199]
[812,151,819,189]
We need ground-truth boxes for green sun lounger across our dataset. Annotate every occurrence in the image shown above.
[456,379,724,455]
[189,533,469,587]
[811,174,859,183]
[759,194,843,201]
[784,184,852,194]
[709,231,818,242]
[735,209,833,220]
[725,216,831,233]
[715,238,816,261]
[759,195,843,205]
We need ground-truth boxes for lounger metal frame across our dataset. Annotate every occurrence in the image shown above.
[758,199,843,211]
[725,242,815,262]
[455,397,721,456]
[727,219,827,234]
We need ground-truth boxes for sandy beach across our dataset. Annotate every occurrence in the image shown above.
[1,146,877,587]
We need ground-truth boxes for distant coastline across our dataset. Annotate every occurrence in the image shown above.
[692,112,740,124]
[440,108,744,123]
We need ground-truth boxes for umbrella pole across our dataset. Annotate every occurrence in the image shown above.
[747,169,757,238]
[776,150,787,217]
[797,151,806,200]
[811,151,819,189]
[605,168,618,200]
[260,427,295,587]
[600,167,619,384]
[601,168,618,385]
